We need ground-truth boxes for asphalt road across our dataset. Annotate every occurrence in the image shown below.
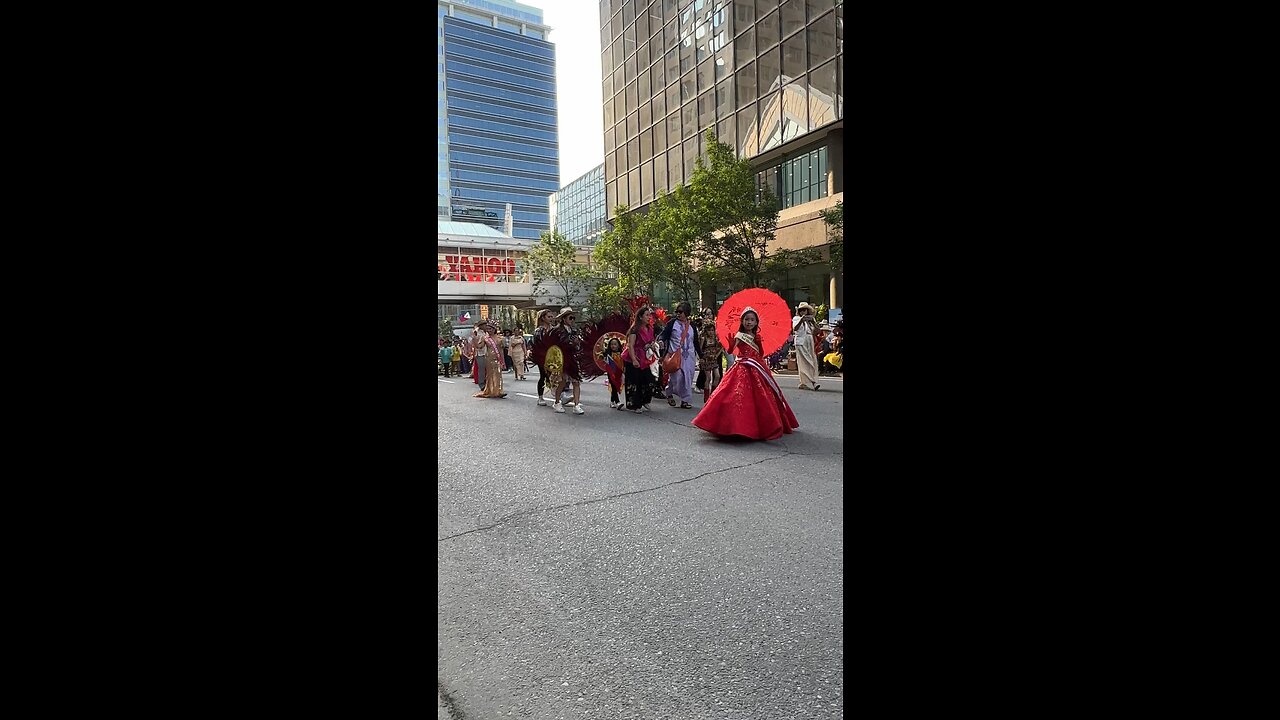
[438,364,844,720]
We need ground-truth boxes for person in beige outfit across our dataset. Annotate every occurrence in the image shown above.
[792,302,821,391]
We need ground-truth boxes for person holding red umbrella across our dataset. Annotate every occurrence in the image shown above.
[692,307,799,440]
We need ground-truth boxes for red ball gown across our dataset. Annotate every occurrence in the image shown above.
[692,333,799,440]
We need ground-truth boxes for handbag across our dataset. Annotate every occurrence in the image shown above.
[661,321,687,373]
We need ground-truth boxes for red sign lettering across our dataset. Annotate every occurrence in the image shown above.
[440,255,520,281]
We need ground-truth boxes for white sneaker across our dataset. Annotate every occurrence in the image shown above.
[537,398,547,406]
[573,404,584,415]
[553,402,565,413]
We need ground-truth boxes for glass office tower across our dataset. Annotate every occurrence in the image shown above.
[439,0,559,241]
[599,0,842,219]
[549,164,607,247]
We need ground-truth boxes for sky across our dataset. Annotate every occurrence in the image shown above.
[524,0,605,187]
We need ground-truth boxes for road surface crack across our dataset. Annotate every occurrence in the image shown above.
[437,453,789,543]
[438,681,466,719]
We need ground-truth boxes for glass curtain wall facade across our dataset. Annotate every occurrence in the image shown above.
[600,0,842,218]
[440,1,559,240]
[549,164,607,247]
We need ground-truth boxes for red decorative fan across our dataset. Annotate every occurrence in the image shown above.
[653,307,669,326]
[716,288,791,357]
[626,295,652,314]
[577,314,630,380]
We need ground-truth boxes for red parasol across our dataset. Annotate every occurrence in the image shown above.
[716,288,791,357]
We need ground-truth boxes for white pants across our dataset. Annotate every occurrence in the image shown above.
[794,339,818,389]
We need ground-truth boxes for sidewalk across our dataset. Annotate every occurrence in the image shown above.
[772,369,844,378]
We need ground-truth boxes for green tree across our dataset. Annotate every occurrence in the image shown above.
[821,200,843,273]
[688,128,806,290]
[593,204,663,298]
[494,305,517,331]
[586,282,629,321]
[527,230,590,308]
[438,316,454,339]
[642,185,704,305]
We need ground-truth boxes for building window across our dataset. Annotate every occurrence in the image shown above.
[756,145,828,208]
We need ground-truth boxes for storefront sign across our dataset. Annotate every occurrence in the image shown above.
[438,255,517,282]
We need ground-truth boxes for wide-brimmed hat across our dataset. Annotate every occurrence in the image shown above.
[555,307,576,321]
[797,302,814,313]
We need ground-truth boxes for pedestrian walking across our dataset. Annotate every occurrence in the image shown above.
[792,302,820,391]
[694,312,724,403]
[529,309,555,405]
[600,336,626,409]
[508,326,527,381]
[625,305,659,413]
[501,329,515,373]
[469,326,486,390]
[692,307,799,440]
[546,307,585,414]
[659,301,699,409]
[473,321,507,399]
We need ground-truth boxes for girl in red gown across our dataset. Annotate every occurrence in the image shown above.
[692,307,799,440]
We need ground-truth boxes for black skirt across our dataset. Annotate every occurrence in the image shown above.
[624,363,654,410]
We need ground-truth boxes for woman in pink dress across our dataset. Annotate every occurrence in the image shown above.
[624,305,660,413]
[691,307,799,440]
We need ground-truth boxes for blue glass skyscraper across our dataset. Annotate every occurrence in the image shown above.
[438,0,559,241]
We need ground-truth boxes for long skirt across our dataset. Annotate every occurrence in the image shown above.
[666,349,697,404]
[509,348,526,379]
[475,355,505,398]
[625,364,654,410]
[794,338,819,389]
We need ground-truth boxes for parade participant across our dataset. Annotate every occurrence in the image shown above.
[508,325,528,381]
[473,321,508,399]
[451,338,462,376]
[501,329,515,373]
[692,308,799,440]
[659,301,699,409]
[470,325,487,390]
[792,302,820,391]
[546,307,585,414]
[529,309,555,406]
[625,305,659,413]
[472,325,488,391]
[694,312,724,403]
[600,336,626,409]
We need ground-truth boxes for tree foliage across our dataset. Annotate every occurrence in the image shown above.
[593,203,663,298]
[438,316,453,339]
[685,129,782,290]
[602,128,823,310]
[821,200,843,273]
[527,230,590,308]
[643,185,702,305]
